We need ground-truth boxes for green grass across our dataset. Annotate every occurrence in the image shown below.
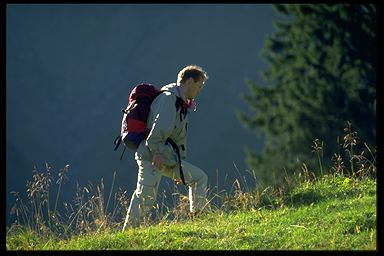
[6,174,376,250]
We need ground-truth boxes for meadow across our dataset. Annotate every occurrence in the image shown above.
[6,125,376,250]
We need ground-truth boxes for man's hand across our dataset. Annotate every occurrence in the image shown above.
[174,179,183,185]
[152,153,166,169]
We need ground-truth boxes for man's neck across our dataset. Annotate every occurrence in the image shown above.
[176,83,187,100]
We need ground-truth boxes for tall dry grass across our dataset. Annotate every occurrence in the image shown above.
[7,121,376,240]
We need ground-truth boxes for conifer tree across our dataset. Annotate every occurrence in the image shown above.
[239,4,376,185]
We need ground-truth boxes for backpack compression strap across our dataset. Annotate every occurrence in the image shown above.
[113,135,122,151]
[113,135,127,160]
[166,138,186,186]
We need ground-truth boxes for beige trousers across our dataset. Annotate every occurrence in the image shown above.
[122,157,208,230]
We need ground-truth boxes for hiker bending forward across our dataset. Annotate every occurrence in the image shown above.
[123,65,209,230]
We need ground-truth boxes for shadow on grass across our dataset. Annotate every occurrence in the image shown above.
[285,189,325,208]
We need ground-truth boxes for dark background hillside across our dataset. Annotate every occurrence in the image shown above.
[6,4,277,224]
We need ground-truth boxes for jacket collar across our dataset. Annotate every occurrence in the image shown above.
[161,83,187,101]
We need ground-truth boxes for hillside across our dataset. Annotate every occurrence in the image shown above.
[6,173,376,250]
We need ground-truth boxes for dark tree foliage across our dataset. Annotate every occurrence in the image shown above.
[239,4,376,186]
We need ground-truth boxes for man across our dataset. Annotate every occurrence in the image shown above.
[122,65,209,230]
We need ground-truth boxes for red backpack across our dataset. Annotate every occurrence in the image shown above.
[113,83,161,154]
[113,83,191,159]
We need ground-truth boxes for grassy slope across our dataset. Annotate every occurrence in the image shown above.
[6,174,376,250]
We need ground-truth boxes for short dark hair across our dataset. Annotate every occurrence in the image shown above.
[177,65,208,84]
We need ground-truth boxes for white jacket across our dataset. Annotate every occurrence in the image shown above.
[135,83,188,169]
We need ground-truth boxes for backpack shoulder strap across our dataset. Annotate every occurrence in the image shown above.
[154,89,188,120]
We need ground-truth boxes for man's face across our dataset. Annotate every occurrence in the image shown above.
[186,77,204,100]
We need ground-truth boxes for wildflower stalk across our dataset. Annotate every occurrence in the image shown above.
[64,196,95,237]
[317,149,323,176]
[54,181,62,215]
[312,139,324,176]
[54,165,69,214]
[105,171,116,216]
[350,143,354,173]
[47,192,51,230]
[343,121,357,174]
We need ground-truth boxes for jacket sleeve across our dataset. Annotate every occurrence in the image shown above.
[145,93,178,167]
